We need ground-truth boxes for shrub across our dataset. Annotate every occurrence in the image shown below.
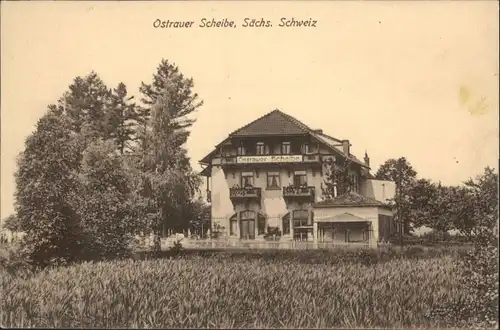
[169,239,184,256]
[0,243,34,278]
[428,235,499,329]
[263,226,281,241]
[458,239,499,328]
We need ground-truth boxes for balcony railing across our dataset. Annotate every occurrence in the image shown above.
[221,156,237,165]
[218,153,322,166]
[303,154,320,162]
[283,186,315,200]
[229,186,262,199]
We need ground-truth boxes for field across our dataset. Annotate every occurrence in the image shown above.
[1,248,469,329]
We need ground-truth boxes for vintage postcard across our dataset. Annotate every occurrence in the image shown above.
[1,1,498,329]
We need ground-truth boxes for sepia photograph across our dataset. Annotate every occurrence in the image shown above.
[1,1,498,329]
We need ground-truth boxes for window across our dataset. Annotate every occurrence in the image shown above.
[281,142,291,155]
[230,214,238,236]
[237,146,246,156]
[294,228,312,241]
[257,214,266,235]
[267,172,281,189]
[240,210,255,239]
[282,213,290,235]
[241,172,254,187]
[301,143,310,154]
[241,210,255,220]
[265,143,273,155]
[256,142,265,155]
[293,209,310,227]
[350,173,358,193]
[293,173,307,187]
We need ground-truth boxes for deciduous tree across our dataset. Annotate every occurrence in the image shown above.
[322,158,353,199]
[14,109,86,267]
[452,167,499,241]
[76,140,143,260]
[375,157,417,234]
[2,214,20,233]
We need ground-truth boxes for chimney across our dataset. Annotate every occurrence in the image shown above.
[364,150,370,167]
[342,140,350,156]
[313,129,323,134]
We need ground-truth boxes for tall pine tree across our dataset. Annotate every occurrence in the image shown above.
[54,72,111,146]
[136,59,203,152]
[139,92,201,252]
[136,60,203,251]
[106,82,139,154]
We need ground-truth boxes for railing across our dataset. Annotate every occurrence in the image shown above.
[303,154,320,162]
[217,153,322,165]
[283,186,315,199]
[221,156,237,164]
[172,239,372,250]
[229,187,262,199]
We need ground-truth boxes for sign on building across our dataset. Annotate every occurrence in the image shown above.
[236,155,303,164]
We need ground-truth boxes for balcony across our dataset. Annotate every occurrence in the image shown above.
[219,153,321,167]
[283,186,315,201]
[303,154,320,162]
[229,186,262,201]
[221,156,237,165]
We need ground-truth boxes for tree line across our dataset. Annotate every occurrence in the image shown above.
[321,156,498,242]
[3,60,210,267]
[374,158,497,241]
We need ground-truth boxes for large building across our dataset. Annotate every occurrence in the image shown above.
[199,109,396,246]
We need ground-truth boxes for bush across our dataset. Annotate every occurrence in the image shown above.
[169,239,184,256]
[263,226,281,241]
[459,239,498,328]
[428,236,499,329]
[0,243,34,278]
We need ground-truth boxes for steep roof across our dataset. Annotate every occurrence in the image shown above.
[229,109,313,137]
[199,109,370,169]
[314,192,391,209]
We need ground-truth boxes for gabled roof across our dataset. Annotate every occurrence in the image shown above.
[314,192,391,209]
[229,109,312,137]
[199,109,370,169]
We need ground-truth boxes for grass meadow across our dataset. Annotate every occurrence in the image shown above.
[1,247,470,329]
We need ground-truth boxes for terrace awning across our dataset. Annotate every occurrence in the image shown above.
[314,212,368,223]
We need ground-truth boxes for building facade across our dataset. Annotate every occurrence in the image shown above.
[199,109,396,246]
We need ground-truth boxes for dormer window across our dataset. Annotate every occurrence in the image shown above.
[281,142,291,155]
[265,143,273,155]
[256,142,265,155]
[237,146,246,156]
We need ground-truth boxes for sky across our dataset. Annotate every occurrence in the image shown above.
[1,1,499,219]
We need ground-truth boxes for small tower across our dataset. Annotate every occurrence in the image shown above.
[364,150,370,167]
